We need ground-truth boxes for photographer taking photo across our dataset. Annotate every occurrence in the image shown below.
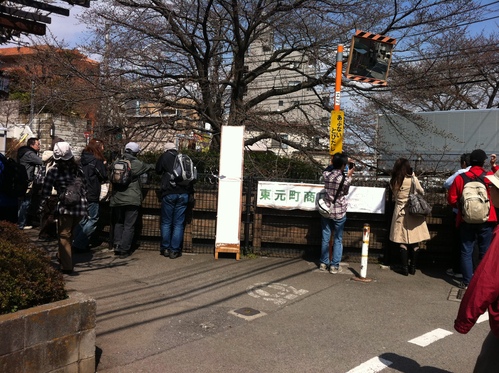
[318,152,354,274]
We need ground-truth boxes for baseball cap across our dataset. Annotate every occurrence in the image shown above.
[125,142,141,154]
[52,142,74,161]
[470,149,487,164]
[164,142,176,151]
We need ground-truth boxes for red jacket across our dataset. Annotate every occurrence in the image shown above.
[447,165,497,226]
[455,225,499,337]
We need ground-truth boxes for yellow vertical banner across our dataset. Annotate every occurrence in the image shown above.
[329,110,344,155]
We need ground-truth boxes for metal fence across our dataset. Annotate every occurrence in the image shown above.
[98,174,455,265]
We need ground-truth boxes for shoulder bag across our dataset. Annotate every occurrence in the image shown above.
[407,177,432,216]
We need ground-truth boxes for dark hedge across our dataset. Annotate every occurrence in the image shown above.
[0,221,67,314]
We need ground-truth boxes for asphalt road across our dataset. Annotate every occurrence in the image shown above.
[47,243,487,373]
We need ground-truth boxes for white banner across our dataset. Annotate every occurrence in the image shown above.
[256,181,386,214]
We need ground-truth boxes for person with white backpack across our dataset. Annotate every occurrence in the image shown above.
[448,149,498,289]
[155,142,195,259]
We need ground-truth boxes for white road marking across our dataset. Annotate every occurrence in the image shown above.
[408,328,453,347]
[345,356,393,373]
[246,282,308,305]
[477,311,489,324]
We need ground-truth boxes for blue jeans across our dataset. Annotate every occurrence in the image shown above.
[460,222,494,285]
[18,195,31,228]
[320,214,347,268]
[160,193,188,253]
[73,202,100,250]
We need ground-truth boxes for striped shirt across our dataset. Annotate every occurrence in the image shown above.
[41,164,88,216]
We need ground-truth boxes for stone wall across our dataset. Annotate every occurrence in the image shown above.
[0,291,96,373]
[0,101,89,156]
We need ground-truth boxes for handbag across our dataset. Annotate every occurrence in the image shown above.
[407,177,432,216]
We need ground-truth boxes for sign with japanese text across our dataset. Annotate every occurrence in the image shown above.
[256,181,385,214]
[329,110,344,155]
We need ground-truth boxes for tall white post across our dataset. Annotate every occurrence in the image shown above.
[360,223,370,278]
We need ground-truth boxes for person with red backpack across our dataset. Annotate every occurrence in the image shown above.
[448,149,498,289]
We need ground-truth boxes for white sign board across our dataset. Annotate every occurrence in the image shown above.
[256,181,386,214]
[215,126,245,259]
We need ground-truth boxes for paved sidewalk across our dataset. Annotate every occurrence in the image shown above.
[24,229,485,373]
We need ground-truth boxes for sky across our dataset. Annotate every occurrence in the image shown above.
[7,1,497,45]
[6,1,499,50]
[5,4,91,50]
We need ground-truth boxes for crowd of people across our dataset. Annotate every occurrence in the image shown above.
[2,138,499,369]
[317,149,499,372]
[0,137,195,274]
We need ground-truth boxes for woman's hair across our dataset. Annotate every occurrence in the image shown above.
[56,157,79,174]
[331,152,349,170]
[390,158,412,191]
[84,138,105,161]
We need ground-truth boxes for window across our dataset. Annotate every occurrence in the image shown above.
[278,100,284,106]
[271,134,288,149]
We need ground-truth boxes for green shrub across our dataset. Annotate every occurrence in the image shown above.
[0,221,67,314]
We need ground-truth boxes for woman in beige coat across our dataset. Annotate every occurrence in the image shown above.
[389,158,431,275]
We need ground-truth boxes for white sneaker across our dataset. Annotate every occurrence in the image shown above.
[330,265,343,274]
[21,226,33,230]
[319,263,327,271]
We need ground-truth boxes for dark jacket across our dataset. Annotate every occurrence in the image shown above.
[17,145,42,181]
[110,153,154,207]
[80,151,108,203]
[155,150,193,197]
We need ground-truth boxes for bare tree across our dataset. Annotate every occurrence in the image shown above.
[4,45,100,120]
[364,31,499,112]
[76,0,485,160]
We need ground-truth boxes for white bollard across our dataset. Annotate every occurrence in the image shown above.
[360,223,370,278]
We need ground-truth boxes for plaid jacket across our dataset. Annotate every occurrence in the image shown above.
[41,164,88,216]
[323,168,351,220]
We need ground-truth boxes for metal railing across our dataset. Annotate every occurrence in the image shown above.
[96,174,455,265]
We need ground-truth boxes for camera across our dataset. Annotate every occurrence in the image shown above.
[348,162,355,169]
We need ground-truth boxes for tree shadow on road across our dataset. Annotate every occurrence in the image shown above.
[379,352,453,373]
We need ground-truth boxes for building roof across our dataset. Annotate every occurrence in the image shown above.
[0,1,90,44]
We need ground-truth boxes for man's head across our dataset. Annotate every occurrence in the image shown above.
[470,149,487,167]
[164,142,176,151]
[125,142,141,155]
[331,152,349,170]
[27,137,40,152]
[460,153,471,168]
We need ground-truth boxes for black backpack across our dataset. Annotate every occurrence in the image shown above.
[0,154,29,198]
[59,171,85,207]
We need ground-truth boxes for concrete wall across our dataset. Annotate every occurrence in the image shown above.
[377,109,499,173]
[0,291,96,373]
